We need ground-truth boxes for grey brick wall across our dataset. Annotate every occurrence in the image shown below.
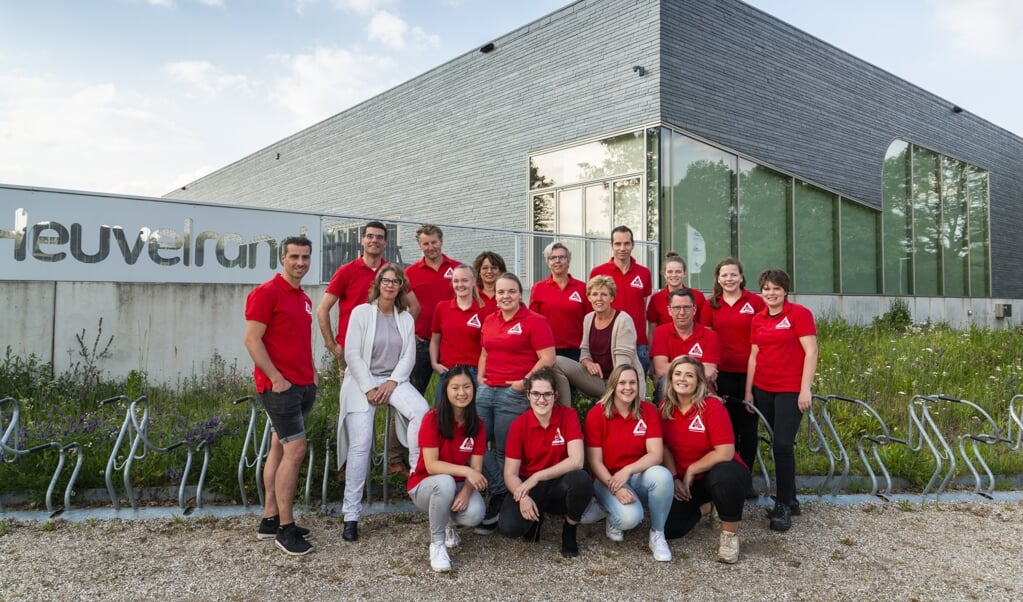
[659,0,1023,297]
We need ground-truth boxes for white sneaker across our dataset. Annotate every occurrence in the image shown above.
[429,542,451,572]
[649,529,672,562]
[605,520,624,542]
[718,530,739,564]
[444,525,461,549]
[579,499,608,525]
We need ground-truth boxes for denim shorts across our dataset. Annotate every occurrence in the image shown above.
[260,384,317,443]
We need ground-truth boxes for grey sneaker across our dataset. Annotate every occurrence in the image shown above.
[605,520,624,542]
[444,524,461,548]
[579,499,607,525]
[717,530,740,564]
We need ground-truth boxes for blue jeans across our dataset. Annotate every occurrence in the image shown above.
[433,365,478,405]
[636,344,650,375]
[476,384,529,497]
[593,465,673,532]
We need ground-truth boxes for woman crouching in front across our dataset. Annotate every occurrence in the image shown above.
[407,365,487,572]
[499,368,593,557]
[661,355,752,564]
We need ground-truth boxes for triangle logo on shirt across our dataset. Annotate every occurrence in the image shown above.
[633,419,648,436]
[551,428,566,446]
[467,313,482,328]
[304,301,312,315]
[776,317,791,329]
[630,276,644,289]
[739,302,755,314]
[508,323,523,335]
[444,267,454,278]
[688,414,706,432]
[688,342,704,358]
[569,291,583,303]
[459,437,475,452]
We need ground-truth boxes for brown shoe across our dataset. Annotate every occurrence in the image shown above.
[388,462,408,476]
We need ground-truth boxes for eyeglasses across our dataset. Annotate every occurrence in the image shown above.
[380,278,403,286]
[547,255,569,262]
[528,391,556,401]
[364,233,386,241]
[668,305,696,314]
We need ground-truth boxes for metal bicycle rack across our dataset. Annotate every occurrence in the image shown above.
[101,395,211,511]
[801,395,834,496]
[907,394,956,497]
[930,394,1014,499]
[1,396,84,516]
[1007,394,1023,451]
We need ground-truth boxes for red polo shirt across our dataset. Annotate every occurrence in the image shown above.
[528,275,591,349]
[245,273,314,392]
[651,321,722,366]
[699,290,766,373]
[431,298,489,367]
[325,256,387,345]
[660,397,744,478]
[505,404,583,478]
[584,401,663,474]
[750,301,816,392]
[405,254,459,340]
[590,258,652,345]
[408,408,486,492]
[480,305,555,387]
[646,286,707,328]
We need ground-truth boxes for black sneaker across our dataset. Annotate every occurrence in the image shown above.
[789,498,801,516]
[768,502,791,532]
[258,516,310,541]
[474,493,504,535]
[275,524,313,556]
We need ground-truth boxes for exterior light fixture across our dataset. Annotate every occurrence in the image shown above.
[480,43,495,54]
[952,105,963,113]
[633,65,646,76]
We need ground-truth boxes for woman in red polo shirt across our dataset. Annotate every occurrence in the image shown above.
[661,356,752,564]
[429,264,491,401]
[408,366,487,572]
[584,364,674,562]
[474,273,556,535]
[472,251,506,313]
[646,252,707,340]
[699,257,765,480]
[500,368,592,557]
[744,268,818,532]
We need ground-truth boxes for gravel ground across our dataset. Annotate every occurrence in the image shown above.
[2,499,1022,601]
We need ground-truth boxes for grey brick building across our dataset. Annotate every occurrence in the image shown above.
[167,0,1023,319]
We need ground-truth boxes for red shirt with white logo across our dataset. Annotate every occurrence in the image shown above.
[325,256,387,345]
[646,286,707,328]
[660,396,743,479]
[699,290,766,373]
[480,305,555,387]
[590,258,652,345]
[245,273,315,392]
[750,301,816,392]
[405,254,460,340]
[431,298,491,367]
[584,401,663,474]
[650,321,722,366]
[407,408,486,492]
[505,404,583,478]
[528,275,591,349]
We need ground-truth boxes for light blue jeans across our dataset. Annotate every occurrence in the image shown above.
[409,475,485,545]
[475,384,529,497]
[593,465,673,532]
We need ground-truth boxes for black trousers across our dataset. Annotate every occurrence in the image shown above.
[665,460,751,539]
[497,470,593,538]
[717,371,759,470]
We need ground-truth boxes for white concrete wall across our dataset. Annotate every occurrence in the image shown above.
[794,295,1021,330]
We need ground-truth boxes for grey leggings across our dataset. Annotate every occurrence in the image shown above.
[409,474,486,544]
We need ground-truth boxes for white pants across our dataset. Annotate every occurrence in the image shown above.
[342,377,428,521]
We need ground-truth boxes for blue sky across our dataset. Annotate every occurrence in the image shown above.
[1,0,1020,197]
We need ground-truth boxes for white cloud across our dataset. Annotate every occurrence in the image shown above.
[411,26,440,48]
[932,0,1023,60]
[367,10,408,48]
[270,47,395,128]
[147,0,175,7]
[198,0,224,6]
[332,0,394,15]
[165,60,255,96]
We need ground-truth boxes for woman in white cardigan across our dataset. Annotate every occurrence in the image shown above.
[554,276,646,404]
[337,265,429,542]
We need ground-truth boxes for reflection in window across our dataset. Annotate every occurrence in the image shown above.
[530,131,645,190]
[840,200,879,293]
[967,166,989,297]
[882,140,912,295]
[738,159,789,284]
[793,182,836,293]
[941,155,969,296]
[912,146,941,295]
[532,193,555,233]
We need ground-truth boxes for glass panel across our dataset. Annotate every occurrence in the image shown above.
[584,183,611,237]
[793,181,836,293]
[558,188,583,235]
[530,131,645,190]
[911,145,941,295]
[941,155,969,296]
[666,131,736,291]
[532,193,555,232]
[882,140,912,294]
[840,199,879,293]
[646,128,660,242]
[967,165,990,296]
[613,177,643,237]
[738,158,789,284]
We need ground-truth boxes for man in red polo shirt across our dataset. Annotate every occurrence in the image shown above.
[244,235,317,556]
[404,224,460,395]
[650,289,720,400]
[589,225,652,373]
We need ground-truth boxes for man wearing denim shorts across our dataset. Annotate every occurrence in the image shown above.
[244,235,317,556]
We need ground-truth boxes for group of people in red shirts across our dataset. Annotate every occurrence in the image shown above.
[245,222,819,571]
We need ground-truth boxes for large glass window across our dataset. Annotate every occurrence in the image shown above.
[941,155,969,297]
[840,199,880,293]
[738,159,790,283]
[793,182,837,293]
[882,140,912,295]
[530,131,645,190]
[911,146,941,295]
[967,165,990,297]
